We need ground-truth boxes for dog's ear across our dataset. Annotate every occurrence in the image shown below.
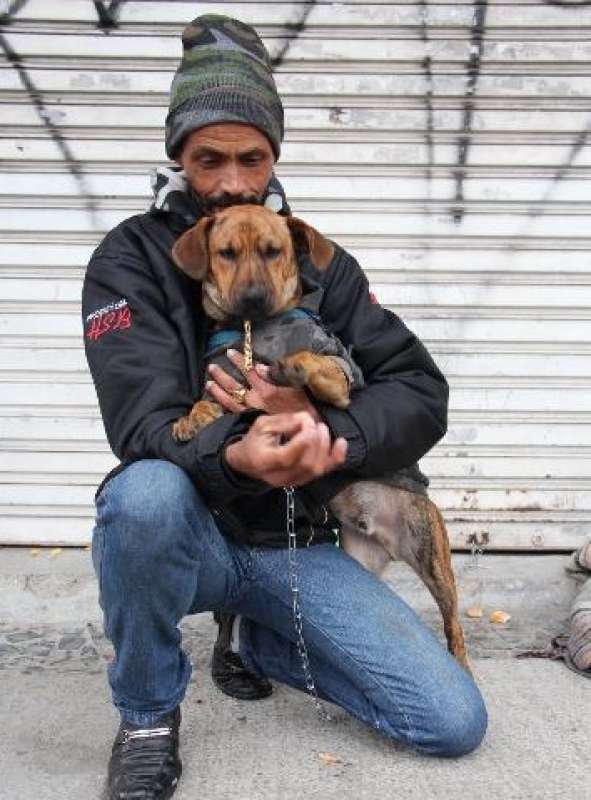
[286,216,334,271]
[171,216,215,281]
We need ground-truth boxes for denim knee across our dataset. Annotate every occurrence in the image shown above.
[427,679,488,757]
[98,459,202,572]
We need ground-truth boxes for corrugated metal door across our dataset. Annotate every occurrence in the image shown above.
[1,1,590,549]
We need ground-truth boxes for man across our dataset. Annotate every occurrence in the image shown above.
[82,15,487,800]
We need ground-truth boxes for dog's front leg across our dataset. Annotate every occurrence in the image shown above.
[270,351,350,409]
[172,399,224,442]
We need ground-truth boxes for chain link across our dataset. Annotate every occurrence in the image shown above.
[464,533,489,611]
[470,540,484,569]
[284,486,333,722]
[467,533,489,571]
[243,319,253,372]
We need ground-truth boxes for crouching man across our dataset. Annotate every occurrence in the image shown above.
[82,14,487,800]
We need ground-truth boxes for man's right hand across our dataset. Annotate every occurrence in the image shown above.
[224,411,347,488]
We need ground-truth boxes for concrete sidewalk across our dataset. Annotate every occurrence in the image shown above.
[1,547,590,800]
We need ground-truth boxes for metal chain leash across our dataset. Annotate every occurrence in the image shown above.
[468,532,488,570]
[464,532,489,612]
[243,320,253,372]
[284,486,333,722]
[243,318,332,720]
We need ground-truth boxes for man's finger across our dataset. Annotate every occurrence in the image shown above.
[255,410,318,438]
[226,351,273,397]
[206,380,246,414]
[331,437,348,465]
[265,421,329,469]
[255,363,270,379]
[226,348,253,379]
[304,423,344,474]
[279,430,347,476]
[207,361,244,394]
[264,436,348,486]
[241,366,268,394]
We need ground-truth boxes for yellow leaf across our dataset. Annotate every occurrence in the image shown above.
[489,610,511,624]
[29,547,40,557]
[49,547,63,558]
[319,752,342,767]
[466,606,483,619]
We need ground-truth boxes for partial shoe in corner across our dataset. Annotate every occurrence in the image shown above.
[211,610,273,700]
[106,706,182,800]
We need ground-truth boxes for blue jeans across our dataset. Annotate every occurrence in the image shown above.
[91,459,487,757]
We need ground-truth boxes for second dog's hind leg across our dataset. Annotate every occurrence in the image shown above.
[405,498,471,674]
[362,489,471,674]
[331,483,471,674]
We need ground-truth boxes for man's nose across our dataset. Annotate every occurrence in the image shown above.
[219,163,247,196]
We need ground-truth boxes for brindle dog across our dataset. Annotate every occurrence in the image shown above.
[170,204,469,673]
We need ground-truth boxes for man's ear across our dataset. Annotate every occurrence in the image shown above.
[171,216,214,281]
[286,216,335,271]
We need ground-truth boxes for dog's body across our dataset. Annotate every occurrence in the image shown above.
[170,204,469,672]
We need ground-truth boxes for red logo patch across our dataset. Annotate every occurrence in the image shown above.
[85,300,132,341]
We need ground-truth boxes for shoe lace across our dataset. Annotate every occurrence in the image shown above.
[113,726,178,796]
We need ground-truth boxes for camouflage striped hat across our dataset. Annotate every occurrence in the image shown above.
[165,14,284,160]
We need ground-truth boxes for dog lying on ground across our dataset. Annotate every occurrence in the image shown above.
[170,204,469,673]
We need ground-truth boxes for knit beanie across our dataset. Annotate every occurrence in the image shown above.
[165,14,284,160]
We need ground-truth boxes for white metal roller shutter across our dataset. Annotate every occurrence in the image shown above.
[0,1,589,549]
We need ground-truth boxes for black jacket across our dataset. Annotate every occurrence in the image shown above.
[81,176,448,547]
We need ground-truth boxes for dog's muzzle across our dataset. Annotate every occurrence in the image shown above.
[233,286,272,322]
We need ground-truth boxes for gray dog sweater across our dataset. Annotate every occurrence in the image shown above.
[204,288,365,391]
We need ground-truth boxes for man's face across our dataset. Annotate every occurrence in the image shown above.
[175,123,276,213]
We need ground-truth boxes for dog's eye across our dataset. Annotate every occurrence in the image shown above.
[219,247,236,260]
[265,246,281,259]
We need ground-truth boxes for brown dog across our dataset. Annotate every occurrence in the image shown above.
[171,204,469,673]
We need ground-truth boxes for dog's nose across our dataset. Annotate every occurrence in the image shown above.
[234,285,270,321]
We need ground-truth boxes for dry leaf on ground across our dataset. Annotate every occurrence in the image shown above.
[49,547,63,558]
[29,547,40,557]
[466,606,483,619]
[319,752,342,767]
[489,610,511,624]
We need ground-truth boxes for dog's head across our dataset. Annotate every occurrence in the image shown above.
[171,204,334,323]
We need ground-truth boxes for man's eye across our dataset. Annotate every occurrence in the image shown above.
[265,246,281,259]
[199,158,219,169]
[219,247,237,260]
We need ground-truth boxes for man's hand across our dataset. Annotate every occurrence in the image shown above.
[224,411,348,487]
[205,349,322,421]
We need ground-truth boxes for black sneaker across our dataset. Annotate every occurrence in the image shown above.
[106,706,182,799]
[211,611,273,700]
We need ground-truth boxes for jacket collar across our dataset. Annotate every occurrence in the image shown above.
[148,164,291,228]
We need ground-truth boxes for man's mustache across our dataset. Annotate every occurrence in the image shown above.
[201,193,264,214]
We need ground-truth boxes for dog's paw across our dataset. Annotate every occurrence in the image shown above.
[172,400,224,442]
[271,352,351,408]
[172,415,197,442]
[458,654,473,676]
[270,357,308,388]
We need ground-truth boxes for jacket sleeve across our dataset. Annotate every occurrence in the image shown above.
[314,246,449,478]
[81,221,268,504]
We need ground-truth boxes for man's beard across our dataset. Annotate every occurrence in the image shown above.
[200,192,264,214]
